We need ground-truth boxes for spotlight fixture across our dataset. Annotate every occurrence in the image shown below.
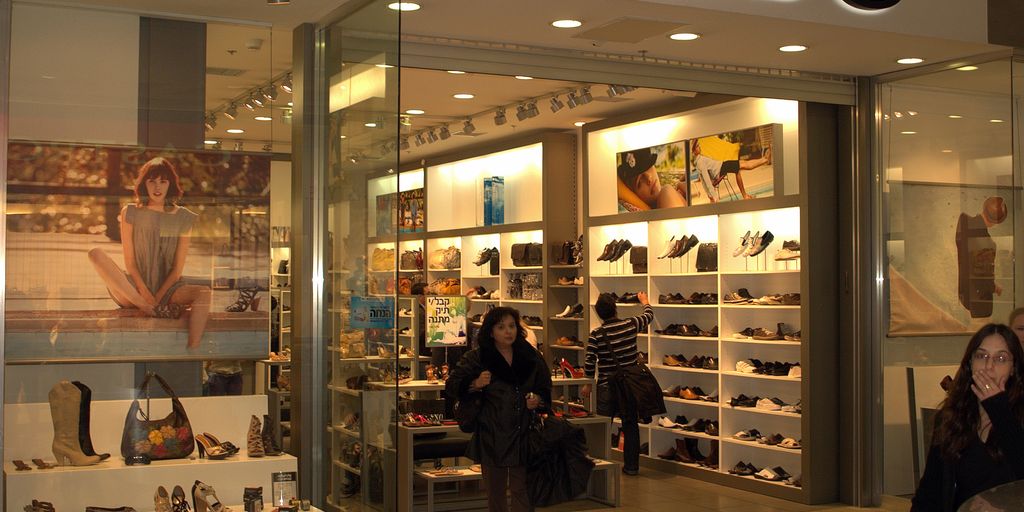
[578,87,593,105]
[574,121,586,127]
[948,114,963,119]
[223,104,238,120]
[893,111,903,118]
[204,114,217,131]
[526,102,539,118]
[494,108,507,126]
[263,86,279,101]
[566,92,579,109]
[516,104,530,122]
[405,109,425,115]
[251,94,265,107]
[281,74,293,93]
[415,133,426,146]
[243,96,258,111]
[427,130,438,143]
[607,85,624,97]
[549,96,565,113]
[462,119,476,134]
[514,76,533,80]
[439,125,451,140]
[446,70,466,74]
[400,138,410,150]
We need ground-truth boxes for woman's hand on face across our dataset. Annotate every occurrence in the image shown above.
[972,367,1006,401]
[471,371,491,391]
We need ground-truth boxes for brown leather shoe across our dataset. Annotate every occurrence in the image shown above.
[664,354,683,367]
[680,387,701,400]
[674,438,696,463]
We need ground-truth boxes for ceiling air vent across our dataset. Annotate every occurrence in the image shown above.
[207,67,247,77]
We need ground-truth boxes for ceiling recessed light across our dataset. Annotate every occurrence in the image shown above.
[900,131,917,134]
[453,93,475,99]
[779,45,807,52]
[387,2,420,11]
[990,119,1004,123]
[364,122,377,128]
[339,135,347,139]
[226,128,244,134]
[948,114,963,119]
[956,65,978,71]
[204,140,218,145]
[551,19,582,28]
[897,57,924,65]
[941,149,953,153]
[669,33,701,41]
[515,75,533,80]
[446,70,466,74]
[375,64,394,69]
[405,109,425,115]
[255,116,272,121]
[574,121,586,127]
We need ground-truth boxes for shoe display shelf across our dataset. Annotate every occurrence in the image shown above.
[4,395,295,512]
[585,206,815,498]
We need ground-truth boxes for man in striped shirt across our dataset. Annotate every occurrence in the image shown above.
[581,291,653,475]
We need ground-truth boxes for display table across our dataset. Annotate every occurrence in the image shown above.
[958,480,1024,512]
[395,415,613,512]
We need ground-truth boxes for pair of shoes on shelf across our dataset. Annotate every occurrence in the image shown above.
[554,336,582,347]
[657,235,699,259]
[155,483,223,512]
[733,230,775,258]
[557,275,585,286]
[473,247,499,266]
[554,304,584,318]
[774,240,801,261]
[555,359,586,379]
[247,414,283,458]
[597,239,632,262]
[195,432,239,460]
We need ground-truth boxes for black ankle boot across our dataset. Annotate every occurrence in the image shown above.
[261,414,283,456]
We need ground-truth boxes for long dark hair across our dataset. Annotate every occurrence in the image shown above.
[933,323,1024,461]
[476,307,528,353]
[134,157,183,208]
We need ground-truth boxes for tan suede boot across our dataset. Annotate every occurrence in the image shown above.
[49,380,103,466]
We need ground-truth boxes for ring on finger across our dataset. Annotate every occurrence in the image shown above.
[985,384,992,390]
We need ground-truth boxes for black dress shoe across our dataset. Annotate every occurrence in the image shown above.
[597,240,618,261]
[677,235,699,257]
[611,239,633,262]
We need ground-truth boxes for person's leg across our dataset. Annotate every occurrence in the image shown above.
[733,170,753,199]
[507,465,533,512]
[226,373,243,395]
[207,373,228,396]
[169,284,212,349]
[621,409,641,474]
[87,248,154,314]
[481,464,510,512]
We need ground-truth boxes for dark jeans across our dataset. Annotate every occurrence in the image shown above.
[597,382,640,471]
[207,373,242,396]
[481,464,532,512]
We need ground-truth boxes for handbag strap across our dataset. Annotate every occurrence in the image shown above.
[136,373,181,421]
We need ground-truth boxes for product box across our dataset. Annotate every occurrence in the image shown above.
[491,176,504,225]
[483,177,493,226]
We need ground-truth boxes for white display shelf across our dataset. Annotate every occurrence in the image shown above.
[722,405,802,418]
[652,334,718,341]
[653,304,717,309]
[549,345,585,351]
[646,424,719,441]
[724,338,801,346]
[721,371,801,382]
[506,265,543,270]
[427,268,462,272]
[649,272,714,277]
[648,364,718,375]
[731,473,794,488]
[550,284,583,289]
[550,316,584,321]
[551,377,594,385]
[549,264,583,269]
[640,453,721,474]
[719,270,801,276]
[664,396,720,409]
[591,274,647,278]
[366,380,445,392]
[503,299,543,304]
[721,437,802,455]
[720,305,800,310]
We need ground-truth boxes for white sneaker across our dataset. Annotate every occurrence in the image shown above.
[736,360,757,373]
[656,236,677,259]
[657,416,677,429]
[555,305,572,318]
[788,365,802,378]
[573,276,584,286]
[756,398,781,411]
[774,248,800,261]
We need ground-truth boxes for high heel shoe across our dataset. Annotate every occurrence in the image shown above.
[48,380,103,466]
[193,480,230,512]
[262,414,283,456]
[25,500,55,512]
[247,415,265,457]
[155,486,172,512]
[201,432,239,455]
[171,485,191,512]
[195,433,233,460]
[559,359,585,379]
[226,288,258,313]
[425,364,438,384]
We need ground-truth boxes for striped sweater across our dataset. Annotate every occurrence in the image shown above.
[584,305,654,383]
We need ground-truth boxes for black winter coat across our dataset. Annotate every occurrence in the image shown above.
[446,339,552,467]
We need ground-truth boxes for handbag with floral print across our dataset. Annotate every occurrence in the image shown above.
[120,373,195,461]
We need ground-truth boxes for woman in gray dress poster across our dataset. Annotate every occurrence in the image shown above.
[88,157,211,349]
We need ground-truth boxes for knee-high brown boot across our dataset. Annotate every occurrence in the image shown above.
[49,381,103,466]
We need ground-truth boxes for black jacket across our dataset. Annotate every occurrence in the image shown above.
[911,393,1024,511]
[446,339,552,467]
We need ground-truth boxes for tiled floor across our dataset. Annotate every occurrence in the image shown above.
[543,471,912,512]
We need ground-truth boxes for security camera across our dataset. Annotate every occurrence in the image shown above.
[246,38,264,51]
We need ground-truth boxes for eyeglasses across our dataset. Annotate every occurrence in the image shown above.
[973,351,1013,365]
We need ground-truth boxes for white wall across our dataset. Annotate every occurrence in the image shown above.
[10,3,139,144]
[270,160,293,228]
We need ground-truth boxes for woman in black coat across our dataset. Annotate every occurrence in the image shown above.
[912,324,1024,511]
[447,307,552,512]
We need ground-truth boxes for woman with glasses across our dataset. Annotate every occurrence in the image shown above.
[912,324,1024,511]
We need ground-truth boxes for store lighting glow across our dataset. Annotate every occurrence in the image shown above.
[957,65,978,71]
[453,93,475,99]
[281,75,293,93]
[287,102,293,106]
[204,140,218,145]
[551,19,582,28]
[900,131,917,134]
[364,122,377,128]
[779,45,807,52]
[668,33,701,41]
[227,128,245,134]
[339,135,346,139]
[405,109,425,115]
[255,116,272,121]
[907,111,918,116]
[515,76,533,80]
[574,121,586,127]
[223,104,238,120]
[942,149,953,153]
[375,64,394,68]
[893,111,903,118]
[897,57,924,64]
[948,115,963,119]
[388,2,420,11]
[446,70,466,74]
[990,119,1004,123]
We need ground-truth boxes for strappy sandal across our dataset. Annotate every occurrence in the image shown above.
[13,459,32,471]
[25,500,55,512]
[226,288,258,313]
[31,459,54,469]
[778,438,802,449]
[153,303,185,319]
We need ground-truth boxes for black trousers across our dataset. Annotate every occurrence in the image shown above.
[597,382,640,471]
[481,464,532,512]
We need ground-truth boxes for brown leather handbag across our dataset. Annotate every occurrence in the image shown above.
[120,373,195,461]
